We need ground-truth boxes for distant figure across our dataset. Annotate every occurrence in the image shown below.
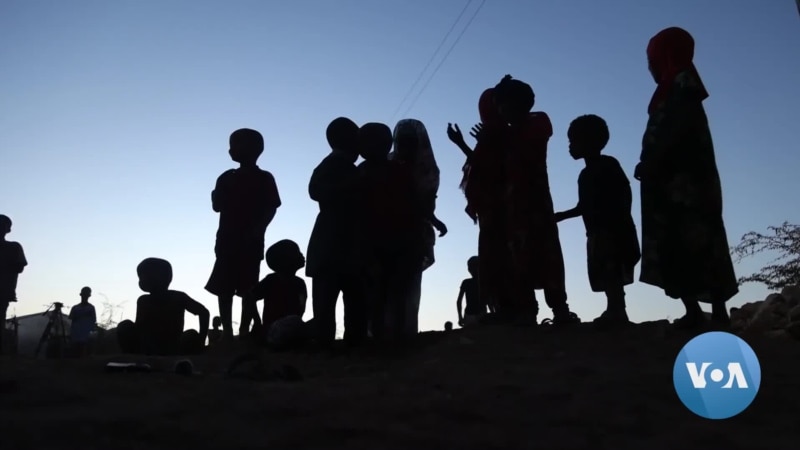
[448,88,512,313]
[206,128,281,341]
[491,75,579,326]
[555,115,641,329]
[118,258,210,356]
[635,27,738,329]
[307,117,368,348]
[358,122,424,341]
[0,214,27,355]
[208,316,223,345]
[457,256,490,327]
[390,119,447,337]
[444,321,453,332]
[69,286,97,356]
[243,239,308,347]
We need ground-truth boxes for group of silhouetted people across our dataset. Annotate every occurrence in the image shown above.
[450,26,738,331]
[1,26,741,358]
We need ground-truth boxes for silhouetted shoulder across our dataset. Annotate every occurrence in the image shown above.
[524,112,553,139]
[251,273,278,299]
[292,275,308,296]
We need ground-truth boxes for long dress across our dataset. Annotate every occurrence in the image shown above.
[638,70,739,303]
[505,112,568,312]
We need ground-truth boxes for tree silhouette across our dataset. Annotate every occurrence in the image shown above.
[731,221,800,290]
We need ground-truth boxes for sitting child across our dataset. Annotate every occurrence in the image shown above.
[208,316,223,345]
[117,258,210,355]
[555,114,641,329]
[457,256,489,327]
[243,239,309,349]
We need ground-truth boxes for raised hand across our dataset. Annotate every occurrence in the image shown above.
[470,122,485,142]
[432,217,448,237]
[447,123,466,147]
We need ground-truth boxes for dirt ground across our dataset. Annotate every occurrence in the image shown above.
[1,321,798,450]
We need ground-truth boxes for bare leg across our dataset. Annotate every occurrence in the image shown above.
[218,295,234,340]
[674,296,705,330]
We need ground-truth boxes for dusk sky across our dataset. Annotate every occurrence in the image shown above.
[2,0,798,334]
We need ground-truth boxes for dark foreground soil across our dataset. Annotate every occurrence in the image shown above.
[1,321,798,450]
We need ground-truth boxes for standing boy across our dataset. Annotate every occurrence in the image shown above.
[0,214,27,354]
[69,286,97,356]
[206,128,281,340]
[307,117,367,347]
[555,115,641,328]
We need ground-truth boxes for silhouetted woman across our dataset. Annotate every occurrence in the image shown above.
[635,27,738,330]
[390,119,447,337]
[447,88,512,315]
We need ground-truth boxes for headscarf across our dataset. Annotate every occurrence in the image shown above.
[390,119,440,199]
[646,27,709,114]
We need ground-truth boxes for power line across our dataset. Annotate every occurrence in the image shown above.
[389,0,475,123]
[400,0,487,119]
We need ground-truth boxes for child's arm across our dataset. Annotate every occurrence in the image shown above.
[90,305,97,328]
[241,293,262,330]
[257,172,281,231]
[554,205,581,223]
[183,294,210,343]
[430,212,448,237]
[211,172,229,213]
[298,279,308,318]
[16,243,27,273]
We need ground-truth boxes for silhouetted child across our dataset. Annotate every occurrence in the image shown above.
[69,286,97,356]
[457,256,490,327]
[492,75,579,326]
[555,115,641,328]
[208,316,223,345]
[0,214,27,355]
[358,122,425,341]
[243,239,308,347]
[307,117,367,348]
[205,128,281,341]
[444,321,453,332]
[118,258,210,356]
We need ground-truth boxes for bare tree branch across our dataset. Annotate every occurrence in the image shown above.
[730,222,800,290]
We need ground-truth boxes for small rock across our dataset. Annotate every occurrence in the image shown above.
[789,305,800,322]
[174,359,194,376]
[782,285,800,307]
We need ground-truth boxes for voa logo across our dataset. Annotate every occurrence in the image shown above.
[673,331,761,419]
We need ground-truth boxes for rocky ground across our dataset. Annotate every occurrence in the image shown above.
[1,321,798,450]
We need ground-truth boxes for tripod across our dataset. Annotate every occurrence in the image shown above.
[35,302,69,358]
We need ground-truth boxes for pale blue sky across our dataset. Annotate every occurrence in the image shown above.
[2,0,798,333]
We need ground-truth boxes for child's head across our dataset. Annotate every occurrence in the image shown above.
[266,239,305,274]
[567,114,609,160]
[80,286,92,302]
[326,117,360,163]
[444,321,453,331]
[493,75,535,123]
[0,215,11,236]
[136,257,173,293]
[212,316,221,329]
[467,256,479,277]
[358,122,393,161]
[228,128,264,165]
